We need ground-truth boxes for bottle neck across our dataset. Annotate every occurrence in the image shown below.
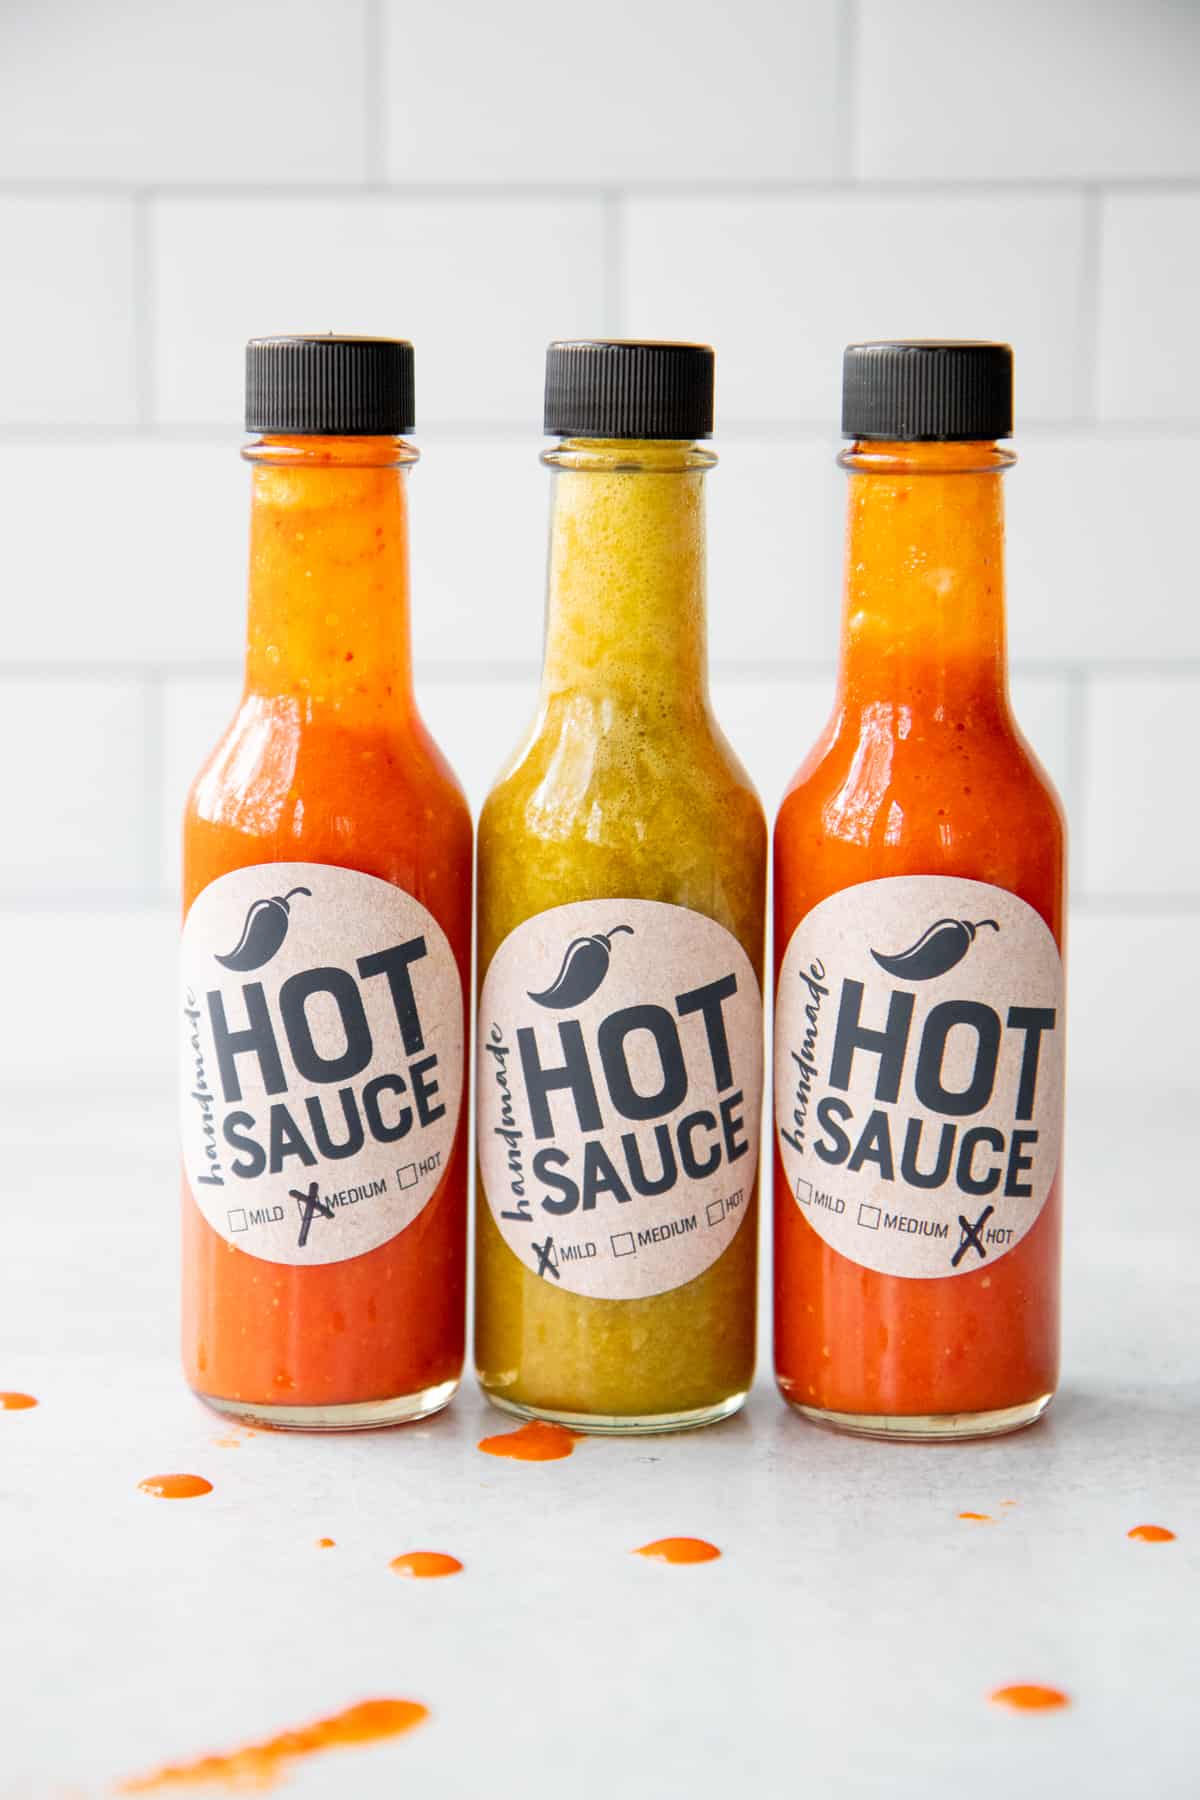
[837,439,1014,718]
[540,439,714,711]
[243,434,418,723]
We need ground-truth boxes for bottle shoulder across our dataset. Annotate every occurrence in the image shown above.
[774,704,1065,925]
[183,694,472,909]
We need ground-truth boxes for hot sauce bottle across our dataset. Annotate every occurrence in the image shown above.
[180,337,471,1428]
[476,342,766,1433]
[774,343,1065,1441]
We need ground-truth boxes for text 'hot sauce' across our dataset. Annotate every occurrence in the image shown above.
[476,342,766,1433]
[180,338,471,1430]
[774,344,1066,1441]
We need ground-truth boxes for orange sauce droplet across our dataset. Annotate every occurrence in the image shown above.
[118,1696,428,1792]
[137,1474,213,1500]
[389,1550,463,1578]
[315,1537,335,1548]
[0,1392,37,1410]
[959,1511,994,1522]
[1128,1523,1176,1542]
[634,1537,721,1564]
[990,1684,1070,1711]
[477,1421,582,1462]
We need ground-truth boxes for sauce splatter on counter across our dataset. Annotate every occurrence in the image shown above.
[118,1697,428,1793]
[990,1685,1070,1712]
[958,1511,994,1523]
[137,1475,213,1500]
[478,1421,582,1462]
[0,1392,37,1410]
[1128,1524,1176,1543]
[634,1537,721,1564]
[315,1537,335,1548]
[390,1551,463,1579]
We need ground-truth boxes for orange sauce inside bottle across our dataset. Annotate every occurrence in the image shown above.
[118,1696,428,1792]
[477,1420,582,1461]
[182,437,471,1413]
[774,442,1064,1424]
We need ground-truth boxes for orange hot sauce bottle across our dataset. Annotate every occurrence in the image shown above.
[180,337,471,1429]
[773,343,1066,1441]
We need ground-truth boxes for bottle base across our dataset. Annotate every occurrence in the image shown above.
[783,1390,1054,1442]
[481,1388,748,1436]
[195,1376,459,1433]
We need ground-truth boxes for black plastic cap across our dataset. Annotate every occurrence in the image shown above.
[842,341,1012,442]
[545,340,714,440]
[245,335,415,435]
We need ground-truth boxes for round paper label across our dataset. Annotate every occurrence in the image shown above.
[477,899,763,1300]
[180,863,464,1267]
[775,876,1063,1280]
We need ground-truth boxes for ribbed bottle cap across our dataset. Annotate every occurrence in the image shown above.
[545,340,714,440]
[245,335,415,435]
[842,341,1012,441]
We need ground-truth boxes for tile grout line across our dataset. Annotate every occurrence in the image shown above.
[603,191,625,335]
[1074,184,1104,424]
[131,190,154,429]
[141,670,168,901]
[3,175,1200,201]
[832,0,860,182]
[363,0,385,187]
[1062,664,1091,906]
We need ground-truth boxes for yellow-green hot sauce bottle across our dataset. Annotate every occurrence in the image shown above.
[475,341,767,1432]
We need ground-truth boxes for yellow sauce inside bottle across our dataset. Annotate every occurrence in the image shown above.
[476,440,766,1427]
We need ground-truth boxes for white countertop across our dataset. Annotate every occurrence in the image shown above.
[2,1085,1196,1799]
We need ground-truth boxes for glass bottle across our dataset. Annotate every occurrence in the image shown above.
[774,341,1065,1441]
[180,336,471,1429]
[476,340,766,1433]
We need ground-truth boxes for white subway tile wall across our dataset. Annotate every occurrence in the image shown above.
[1,0,1195,1085]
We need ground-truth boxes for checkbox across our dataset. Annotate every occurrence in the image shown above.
[795,1179,812,1206]
[227,1209,247,1233]
[706,1199,726,1227]
[611,1232,636,1257]
[858,1203,881,1230]
[396,1163,417,1190]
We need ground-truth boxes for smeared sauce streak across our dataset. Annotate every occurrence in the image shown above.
[118,1696,428,1793]
[990,1684,1070,1711]
[0,1392,37,1410]
[635,1537,721,1564]
[137,1474,213,1500]
[390,1551,463,1578]
[1128,1524,1176,1543]
[958,1511,994,1522]
[477,1421,582,1462]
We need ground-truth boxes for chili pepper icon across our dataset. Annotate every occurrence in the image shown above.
[870,917,998,982]
[527,925,634,1010]
[215,887,311,973]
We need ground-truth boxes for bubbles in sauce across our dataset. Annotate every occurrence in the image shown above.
[990,1684,1070,1711]
[0,1392,37,1410]
[1128,1524,1176,1543]
[634,1537,721,1564]
[118,1696,428,1792]
[390,1551,463,1579]
[477,1421,582,1462]
[137,1474,213,1500]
